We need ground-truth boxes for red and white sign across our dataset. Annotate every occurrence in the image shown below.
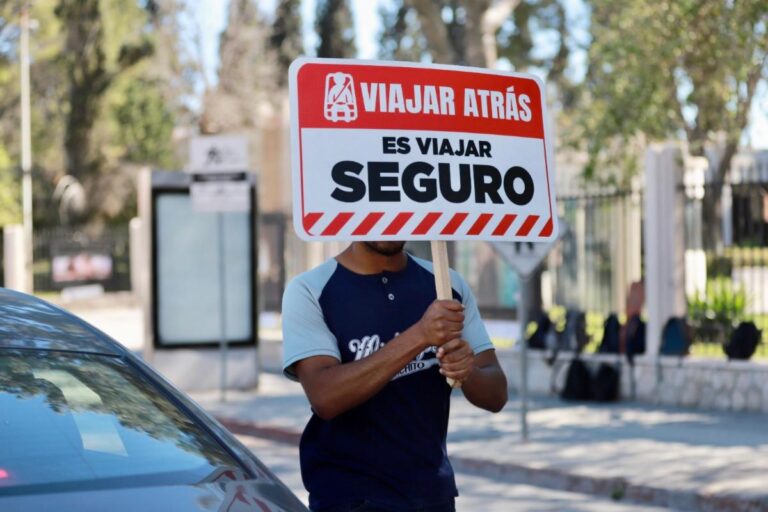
[289,58,558,241]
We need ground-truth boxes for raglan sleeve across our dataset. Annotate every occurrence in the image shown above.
[453,272,495,355]
[281,278,341,381]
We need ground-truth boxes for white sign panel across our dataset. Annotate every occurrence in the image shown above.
[189,135,249,173]
[289,58,558,241]
[190,178,251,213]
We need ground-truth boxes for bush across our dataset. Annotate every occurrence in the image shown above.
[688,278,748,344]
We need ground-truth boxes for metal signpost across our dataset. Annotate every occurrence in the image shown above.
[289,58,558,391]
[188,135,250,402]
[491,228,563,441]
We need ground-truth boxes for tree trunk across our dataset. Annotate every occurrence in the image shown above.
[701,140,738,252]
[406,0,457,64]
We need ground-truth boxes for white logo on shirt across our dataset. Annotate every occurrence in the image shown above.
[348,334,439,379]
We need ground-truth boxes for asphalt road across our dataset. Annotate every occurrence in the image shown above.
[238,435,673,512]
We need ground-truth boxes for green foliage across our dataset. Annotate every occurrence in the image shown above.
[688,278,748,324]
[578,0,768,182]
[113,80,175,168]
[316,0,356,58]
[378,2,426,62]
[270,0,304,87]
[0,0,187,226]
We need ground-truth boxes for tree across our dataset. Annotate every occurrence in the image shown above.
[315,0,356,58]
[379,0,574,319]
[200,0,272,134]
[380,0,570,71]
[114,79,175,168]
[55,0,153,184]
[0,1,191,226]
[378,3,426,62]
[270,0,303,88]
[579,0,767,247]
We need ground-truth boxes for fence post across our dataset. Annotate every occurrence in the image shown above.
[3,225,28,292]
[137,167,153,363]
[129,217,144,301]
[644,145,687,366]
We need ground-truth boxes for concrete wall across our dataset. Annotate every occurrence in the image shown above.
[499,349,768,413]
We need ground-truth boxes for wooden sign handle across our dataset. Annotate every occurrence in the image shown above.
[430,240,462,388]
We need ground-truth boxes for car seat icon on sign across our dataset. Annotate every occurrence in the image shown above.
[324,72,357,122]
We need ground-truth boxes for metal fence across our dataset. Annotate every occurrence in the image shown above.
[259,213,287,312]
[32,225,131,292]
[682,181,768,357]
[548,189,643,317]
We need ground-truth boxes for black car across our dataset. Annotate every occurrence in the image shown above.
[0,288,308,512]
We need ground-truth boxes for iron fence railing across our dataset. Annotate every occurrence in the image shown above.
[32,225,131,292]
[681,181,768,358]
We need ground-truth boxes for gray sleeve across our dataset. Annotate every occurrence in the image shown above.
[281,278,340,381]
[451,270,495,355]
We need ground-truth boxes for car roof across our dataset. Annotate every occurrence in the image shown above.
[0,288,124,356]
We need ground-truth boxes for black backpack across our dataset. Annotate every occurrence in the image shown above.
[724,321,761,360]
[598,314,621,354]
[528,313,552,350]
[592,363,620,402]
[660,317,692,356]
[562,310,590,353]
[624,314,646,364]
[560,358,593,401]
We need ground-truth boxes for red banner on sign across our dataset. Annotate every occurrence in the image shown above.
[296,63,545,139]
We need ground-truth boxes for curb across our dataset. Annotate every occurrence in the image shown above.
[218,417,768,512]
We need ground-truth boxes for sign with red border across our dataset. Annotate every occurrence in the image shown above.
[289,58,558,241]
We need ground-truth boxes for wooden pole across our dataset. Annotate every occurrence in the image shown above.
[430,240,461,388]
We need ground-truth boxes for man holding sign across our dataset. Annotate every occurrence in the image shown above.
[284,59,557,512]
[282,239,506,512]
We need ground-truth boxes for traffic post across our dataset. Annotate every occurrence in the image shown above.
[289,58,558,389]
[491,223,564,440]
[188,134,251,402]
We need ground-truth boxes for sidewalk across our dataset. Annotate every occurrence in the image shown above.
[52,297,768,510]
[192,373,768,512]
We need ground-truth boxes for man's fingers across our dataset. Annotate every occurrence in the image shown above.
[435,299,464,311]
[437,338,464,355]
[439,352,473,371]
[437,338,472,357]
[442,311,465,323]
[440,365,473,381]
[441,346,473,364]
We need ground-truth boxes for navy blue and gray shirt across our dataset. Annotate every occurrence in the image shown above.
[282,254,494,512]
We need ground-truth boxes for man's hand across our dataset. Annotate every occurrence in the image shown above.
[416,300,464,347]
[437,338,475,382]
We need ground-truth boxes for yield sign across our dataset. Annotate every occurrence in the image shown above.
[490,219,566,277]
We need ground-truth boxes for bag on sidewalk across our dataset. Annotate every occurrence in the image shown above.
[660,317,691,356]
[624,314,646,364]
[563,310,590,353]
[560,358,593,401]
[592,363,620,402]
[528,313,553,350]
[724,321,761,360]
[598,314,621,354]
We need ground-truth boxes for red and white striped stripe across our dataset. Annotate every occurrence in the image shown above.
[303,211,554,239]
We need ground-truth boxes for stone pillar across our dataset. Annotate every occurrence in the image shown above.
[612,195,628,313]
[644,145,687,357]
[3,224,27,292]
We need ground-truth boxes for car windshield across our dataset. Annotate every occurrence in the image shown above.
[0,350,244,495]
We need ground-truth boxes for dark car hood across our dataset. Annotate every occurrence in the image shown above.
[0,479,308,512]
